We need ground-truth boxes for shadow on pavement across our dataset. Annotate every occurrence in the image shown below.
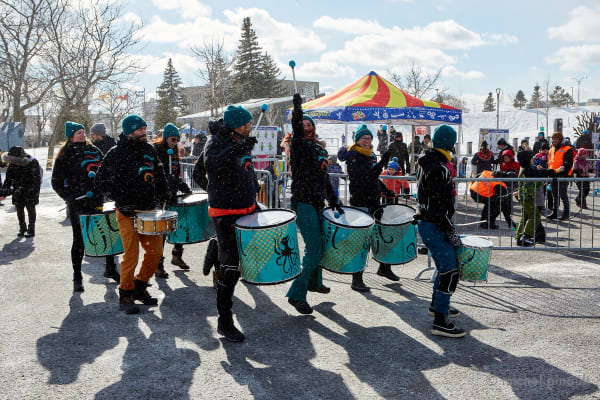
[0,237,35,266]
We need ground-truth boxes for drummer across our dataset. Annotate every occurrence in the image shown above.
[286,93,343,315]
[51,122,120,292]
[204,107,258,342]
[415,124,465,338]
[338,124,399,290]
[96,114,169,314]
[153,123,193,278]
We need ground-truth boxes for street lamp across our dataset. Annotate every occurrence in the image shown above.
[572,76,587,105]
[495,88,501,129]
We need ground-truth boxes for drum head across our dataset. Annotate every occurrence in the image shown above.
[235,209,295,230]
[322,206,374,228]
[137,210,178,220]
[103,202,116,213]
[460,235,493,248]
[374,205,415,225]
[176,193,208,205]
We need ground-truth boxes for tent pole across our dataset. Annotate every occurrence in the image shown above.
[411,125,416,174]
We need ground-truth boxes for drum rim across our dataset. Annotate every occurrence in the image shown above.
[174,192,208,206]
[321,205,374,229]
[135,210,179,220]
[234,208,296,230]
[373,204,416,226]
[459,235,493,248]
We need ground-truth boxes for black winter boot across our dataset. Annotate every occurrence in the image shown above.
[351,271,370,292]
[119,289,140,314]
[103,258,120,282]
[24,224,35,237]
[155,256,169,279]
[171,245,189,270]
[216,281,245,342]
[133,279,158,305]
[377,263,399,281]
[73,271,84,292]
[432,312,466,338]
[203,239,219,276]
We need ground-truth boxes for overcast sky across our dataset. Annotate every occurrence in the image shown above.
[121,0,600,108]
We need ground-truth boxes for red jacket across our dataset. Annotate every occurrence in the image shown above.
[380,170,409,196]
[500,149,519,173]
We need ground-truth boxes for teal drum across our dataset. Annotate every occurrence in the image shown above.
[371,205,417,265]
[167,193,215,244]
[456,236,493,282]
[320,206,374,274]
[235,209,301,285]
[79,202,124,257]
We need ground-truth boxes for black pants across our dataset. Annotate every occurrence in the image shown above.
[550,179,570,215]
[15,203,36,231]
[68,203,115,279]
[471,191,512,226]
[576,181,590,206]
[212,214,244,327]
[161,236,184,257]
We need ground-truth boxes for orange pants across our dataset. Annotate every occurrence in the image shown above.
[116,210,164,290]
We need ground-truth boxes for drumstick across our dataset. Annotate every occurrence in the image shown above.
[75,191,94,201]
[167,148,173,175]
[289,60,297,93]
[253,104,269,135]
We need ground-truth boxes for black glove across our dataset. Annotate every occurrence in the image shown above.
[118,205,135,218]
[446,230,462,247]
[244,136,258,150]
[292,93,303,124]
[384,188,396,198]
[380,150,391,165]
[334,201,345,215]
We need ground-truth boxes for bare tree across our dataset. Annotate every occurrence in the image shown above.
[45,0,143,166]
[388,63,441,99]
[192,38,235,118]
[0,0,67,128]
[32,99,57,147]
[96,83,143,136]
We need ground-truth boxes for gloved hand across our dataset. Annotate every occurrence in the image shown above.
[244,136,258,149]
[380,150,391,165]
[384,188,396,198]
[292,93,303,123]
[118,205,136,218]
[446,230,462,247]
[166,174,178,189]
[334,201,345,215]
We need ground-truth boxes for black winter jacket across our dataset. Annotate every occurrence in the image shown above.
[289,95,337,210]
[204,119,258,210]
[51,142,104,212]
[387,139,410,174]
[338,146,387,212]
[192,152,208,190]
[2,153,41,206]
[154,142,191,203]
[92,136,117,156]
[416,149,455,234]
[95,134,169,211]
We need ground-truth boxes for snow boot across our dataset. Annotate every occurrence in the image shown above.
[351,271,370,292]
[171,245,189,270]
[155,256,169,279]
[133,279,158,306]
[119,289,140,314]
[24,224,35,237]
[103,259,120,283]
[431,312,466,338]
[377,263,399,281]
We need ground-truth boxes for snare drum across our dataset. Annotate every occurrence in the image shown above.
[79,202,124,257]
[167,193,215,244]
[456,236,493,281]
[320,206,374,274]
[371,205,417,265]
[235,209,301,285]
[134,210,178,235]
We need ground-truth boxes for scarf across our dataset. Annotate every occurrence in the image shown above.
[348,144,373,157]
[434,148,451,162]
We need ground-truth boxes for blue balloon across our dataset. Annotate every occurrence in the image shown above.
[289,60,296,68]
[86,191,93,198]
[261,103,269,112]
[167,149,174,155]
[88,171,96,178]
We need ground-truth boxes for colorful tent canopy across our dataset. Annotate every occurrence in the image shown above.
[286,71,461,125]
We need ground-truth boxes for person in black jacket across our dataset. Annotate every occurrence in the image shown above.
[286,94,342,315]
[95,114,169,314]
[204,106,258,342]
[387,131,410,174]
[51,122,120,292]
[153,123,193,278]
[532,132,548,155]
[90,123,117,155]
[338,124,399,290]
[415,124,465,338]
[2,146,41,237]
[191,134,207,157]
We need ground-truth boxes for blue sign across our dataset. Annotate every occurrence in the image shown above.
[595,116,600,124]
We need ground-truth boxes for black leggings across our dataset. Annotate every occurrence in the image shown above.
[15,203,36,231]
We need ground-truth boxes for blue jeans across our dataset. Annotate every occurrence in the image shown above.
[287,202,323,302]
[418,221,457,314]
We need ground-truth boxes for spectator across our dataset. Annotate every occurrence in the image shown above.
[547,131,575,220]
[575,129,593,150]
[517,139,530,153]
[573,148,593,209]
[500,149,520,174]
[411,135,423,157]
[459,157,468,178]
[192,134,207,157]
[380,157,409,204]
[90,123,117,155]
[470,170,515,229]
[496,138,514,156]
[376,125,388,154]
[471,140,495,175]
[422,134,432,150]
[387,131,410,174]
[532,132,548,154]
[327,155,343,199]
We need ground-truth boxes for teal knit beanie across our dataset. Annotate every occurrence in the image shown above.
[223,105,252,129]
[122,114,147,136]
[163,123,180,139]
[65,121,85,139]
[432,124,457,150]
[354,124,373,142]
[302,114,315,127]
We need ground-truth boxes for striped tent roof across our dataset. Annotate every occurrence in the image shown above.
[287,71,462,125]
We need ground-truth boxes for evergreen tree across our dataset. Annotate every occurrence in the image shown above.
[483,92,495,112]
[154,58,188,129]
[530,85,542,108]
[513,90,527,109]
[232,17,284,102]
[549,85,573,107]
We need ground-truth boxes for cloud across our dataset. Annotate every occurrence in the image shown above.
[121,12,142,26]
[548,6,600,42]
[313,16,384,35]
[546,44,600,72]
[441,66,485,79]
[223,8,326,55]
[151,0,211,20]
[127,53,199,76]
[295,60,356,79]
